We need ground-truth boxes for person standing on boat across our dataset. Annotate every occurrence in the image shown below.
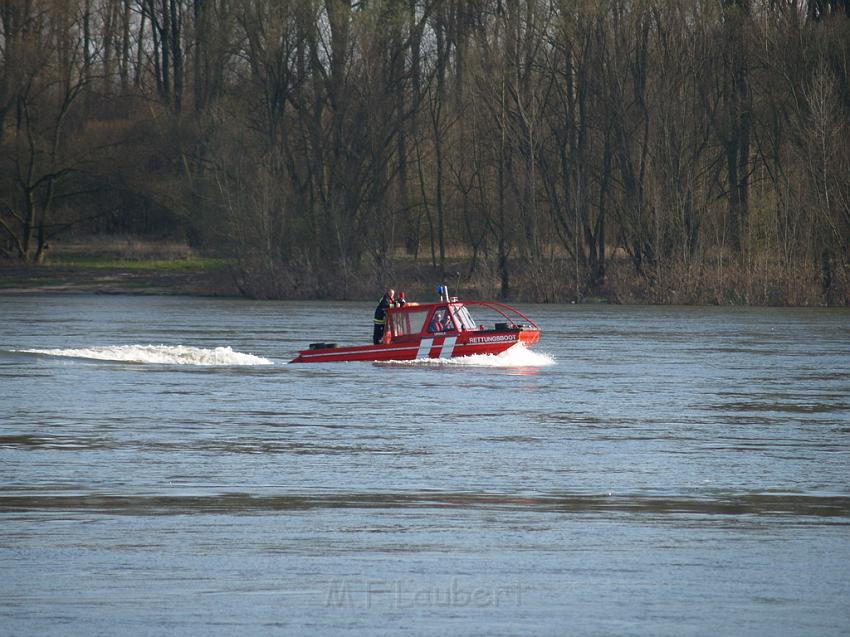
[373,289,397,344]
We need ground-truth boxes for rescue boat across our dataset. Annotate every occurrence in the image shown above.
[290,287,540,363]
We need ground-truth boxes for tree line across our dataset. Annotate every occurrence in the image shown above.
[1,0,849,303]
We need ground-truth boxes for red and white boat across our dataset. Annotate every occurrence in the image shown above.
[290,288,540,363]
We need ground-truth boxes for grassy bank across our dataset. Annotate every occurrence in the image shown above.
[1,238,847,306]
[0,239,239,296]
[0,260,239,296]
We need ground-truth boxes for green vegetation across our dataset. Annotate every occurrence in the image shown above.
[1,1,848,304]
[0,253,236,295]
[0,276,66,290]
[46,257,232,272]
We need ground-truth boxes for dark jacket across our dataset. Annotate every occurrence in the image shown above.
[374,295,393,325]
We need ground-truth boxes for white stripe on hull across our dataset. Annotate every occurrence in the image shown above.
[416,338,434,359]
[439,336,457,358]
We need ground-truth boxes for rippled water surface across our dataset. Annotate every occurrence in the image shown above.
[2,294,849,636]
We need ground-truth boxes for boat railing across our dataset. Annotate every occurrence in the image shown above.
[457,301,540,331]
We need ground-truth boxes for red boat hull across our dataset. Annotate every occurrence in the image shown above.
[290,329,539,363]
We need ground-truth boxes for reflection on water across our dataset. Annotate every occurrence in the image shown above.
[1,296,849,635]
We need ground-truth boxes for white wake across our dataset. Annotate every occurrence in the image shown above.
[16,345,273,366]
[384,343,555,368]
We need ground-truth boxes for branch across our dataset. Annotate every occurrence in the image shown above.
[44,208,120,242]
[30,167,77,191]
[0,202,25,224]
[0,215,25,256]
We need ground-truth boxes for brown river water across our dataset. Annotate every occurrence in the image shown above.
[1,295,848,635]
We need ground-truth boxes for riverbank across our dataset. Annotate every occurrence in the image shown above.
[0,237,239,297]
[0,260,240,297]
[1,238,846,305]
[3,258,846,307]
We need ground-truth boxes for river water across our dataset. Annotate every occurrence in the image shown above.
[1,294,848,636]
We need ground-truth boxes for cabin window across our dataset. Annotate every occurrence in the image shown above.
[451,305,476,331]
[391,310,428,338]
[428,308,455,333]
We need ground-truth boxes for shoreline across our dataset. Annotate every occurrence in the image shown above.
[0,262,241,298]
[2,260,847,307]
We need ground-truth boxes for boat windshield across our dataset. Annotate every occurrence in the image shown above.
[451,304,476,331]
[428,308,454,333]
